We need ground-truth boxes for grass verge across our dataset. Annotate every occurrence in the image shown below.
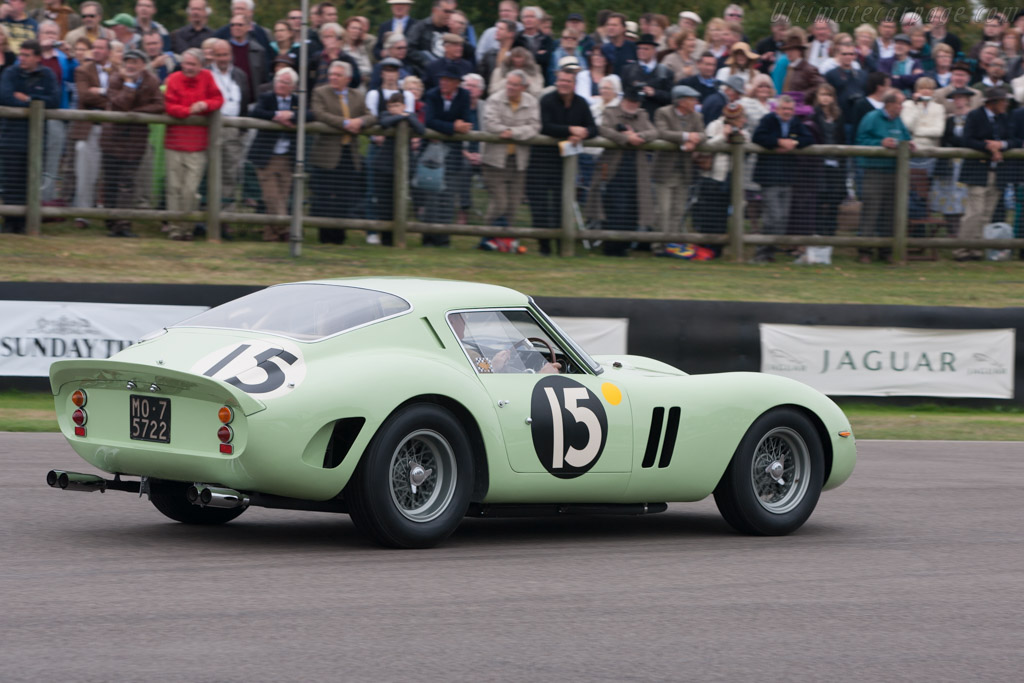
[5,391,1019,441]
[2,227,1023,307]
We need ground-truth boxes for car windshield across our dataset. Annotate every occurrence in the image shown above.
[530,299,603,374]
[174,284,411,341]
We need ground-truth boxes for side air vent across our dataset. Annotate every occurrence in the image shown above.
[323,418,365,469]
[642,406,681,469]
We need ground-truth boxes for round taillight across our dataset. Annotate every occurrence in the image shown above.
[71,390,87,407]
[218,406,234,424]
[217,425,233,443]
[72,409,87,426]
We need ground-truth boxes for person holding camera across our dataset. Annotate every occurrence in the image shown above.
[100,48,163,237]
[618,34,672,120]
[901,77,945,175]
[598,85,657,257]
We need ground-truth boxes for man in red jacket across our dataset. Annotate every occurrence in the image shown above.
[163,47,223,240]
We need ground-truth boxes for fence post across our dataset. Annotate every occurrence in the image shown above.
[728,136,745,262]
[892,140,910,264]
[205,110,223,242]
[560,153,578,257]
[392,120,410,249]
[26,100,44,236]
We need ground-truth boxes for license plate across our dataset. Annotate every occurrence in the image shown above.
[129,395,171,444]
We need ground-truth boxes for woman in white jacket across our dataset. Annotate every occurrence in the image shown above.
[900,77,946,175]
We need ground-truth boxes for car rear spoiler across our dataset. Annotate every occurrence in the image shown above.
[49,359,266,416]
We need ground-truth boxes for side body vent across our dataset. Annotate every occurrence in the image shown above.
[323,418,366,469]
[641,406,682,469]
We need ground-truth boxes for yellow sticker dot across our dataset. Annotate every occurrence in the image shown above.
[601,382,622,406]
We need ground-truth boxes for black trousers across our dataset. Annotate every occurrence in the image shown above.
[312,148,364,245]
[1,147,27,233]
[525,149,562,254]
[602,152,639,257]
[102,154,142,231]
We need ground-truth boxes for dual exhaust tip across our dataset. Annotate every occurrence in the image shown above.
[46,470,106,492]
[186,484,250,509]
[47,471,248,509]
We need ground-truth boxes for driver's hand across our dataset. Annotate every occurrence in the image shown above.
[540,362,561,374]
[491,348,512,372]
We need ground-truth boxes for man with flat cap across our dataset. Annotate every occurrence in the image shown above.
[423,63,472,246]
[424,32,472,89]
[654,85,705,242]
[599,85,658,256]
[702,74,744,126]
[99,47,163,237]
[957,86,1019,260]
[620,33,673,120]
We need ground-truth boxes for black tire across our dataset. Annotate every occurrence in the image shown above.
[149,479,247,525]
[346,404,474,548]
[713,408,824,536]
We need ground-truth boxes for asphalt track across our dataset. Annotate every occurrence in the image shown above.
[1,434,1022,682]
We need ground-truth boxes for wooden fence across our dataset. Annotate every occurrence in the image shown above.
[2,100,1023,262]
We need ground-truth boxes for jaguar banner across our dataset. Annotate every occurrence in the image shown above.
[760,324,1016,398]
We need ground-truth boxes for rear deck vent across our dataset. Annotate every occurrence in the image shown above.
[323,418,365,469]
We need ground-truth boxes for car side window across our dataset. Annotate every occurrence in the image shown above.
[448,311,563,375]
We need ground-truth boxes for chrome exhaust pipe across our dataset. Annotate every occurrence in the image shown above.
[46,470,107,492]
[187,484,249,509]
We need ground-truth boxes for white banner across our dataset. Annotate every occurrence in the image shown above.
[760,324,1015,398]
[552,316,629,355]
[0,301,207,377]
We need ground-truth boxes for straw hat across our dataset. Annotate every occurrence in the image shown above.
[726,41,760,63]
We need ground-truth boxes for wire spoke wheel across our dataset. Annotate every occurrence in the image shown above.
[714,408,824,536]
[749,426,810,515]
[388,429,457,523]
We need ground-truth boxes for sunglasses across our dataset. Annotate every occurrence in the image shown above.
[230,23,245,27]
[82,14,97,18]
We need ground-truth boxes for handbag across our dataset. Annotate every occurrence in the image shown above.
[412,141,447,192]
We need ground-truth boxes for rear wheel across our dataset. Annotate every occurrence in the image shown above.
[149,479,247,525]
[346,404,474,548]
[714,408,824,536]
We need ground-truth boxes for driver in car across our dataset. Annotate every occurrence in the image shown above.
[450,313,561,374]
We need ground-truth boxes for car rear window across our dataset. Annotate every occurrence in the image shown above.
[174,284,411,341]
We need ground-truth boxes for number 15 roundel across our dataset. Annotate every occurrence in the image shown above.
[530,376,608,479]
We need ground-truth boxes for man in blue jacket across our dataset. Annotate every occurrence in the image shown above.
[0,39,58,234]
[751,95,814,262]
[855,90,913,263]
[423,63,471,246]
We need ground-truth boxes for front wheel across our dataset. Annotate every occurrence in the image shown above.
[149,479,247,525]
[346,404,474,548]
[714,408,824,536]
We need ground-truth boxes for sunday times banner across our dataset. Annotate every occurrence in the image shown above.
[0,301,207,378]
[760,324,1015,399]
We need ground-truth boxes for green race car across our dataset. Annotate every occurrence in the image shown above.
[48,278,856,548]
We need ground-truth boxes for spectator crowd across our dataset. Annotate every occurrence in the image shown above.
[1,1,1023,260]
